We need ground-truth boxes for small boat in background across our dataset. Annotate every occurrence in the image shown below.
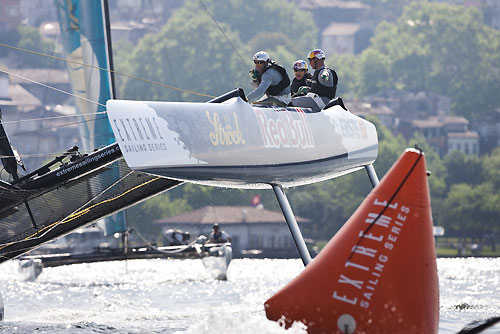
[17,233,232,282]
[201,243,232,281]
[17,258,43,282]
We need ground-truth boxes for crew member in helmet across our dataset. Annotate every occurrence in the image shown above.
[247,51,291,106]
[208,223,232,243]
[290,60,312,97]
[291,49,338,111]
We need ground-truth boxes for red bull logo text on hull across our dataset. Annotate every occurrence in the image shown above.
[254,108,315,149]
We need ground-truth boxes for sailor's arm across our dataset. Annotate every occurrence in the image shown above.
[247,72,272,103]
[223,231,232,243]
[319,68,337,87]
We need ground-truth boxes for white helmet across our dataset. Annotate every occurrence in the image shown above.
[253,51,270,62]
[307,49,326,60]
[293,60,308,71]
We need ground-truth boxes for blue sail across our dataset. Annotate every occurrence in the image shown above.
[56,0,125,235]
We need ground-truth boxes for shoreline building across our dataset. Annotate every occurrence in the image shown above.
[155,205,311,258]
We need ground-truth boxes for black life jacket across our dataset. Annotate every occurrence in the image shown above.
[310,66,338,99]
[291,73,312,95]
[213,232,222,242]
[257,61,290,96]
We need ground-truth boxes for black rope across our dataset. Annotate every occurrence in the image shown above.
[457,316,500,334]
[0,168,134,253]
[0,43,214,98]
[347,149,424,261]
[0,116,108,141]
[198,0,249,72]
[34,39,60,169]
[148,0,183,101]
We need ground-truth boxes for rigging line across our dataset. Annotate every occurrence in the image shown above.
[1,112,106,125]
[0,42,215,99]
[0,116,108,141]
[132,228,201,255]
[148,0,182,101]
[347,150,424,262]
[0,175,164,257]
[0,68,106,107]
[0,150,80,159]
[198,0,250,72]
[0,145,108,159]
[0,169,142,251]
[35,41,60,168]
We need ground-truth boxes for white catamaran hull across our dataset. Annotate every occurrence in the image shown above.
[106,97,378,188]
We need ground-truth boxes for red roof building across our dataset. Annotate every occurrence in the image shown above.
[155,206,311,257]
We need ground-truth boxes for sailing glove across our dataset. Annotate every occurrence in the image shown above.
[249,69,259,81]
[297,86,310,95]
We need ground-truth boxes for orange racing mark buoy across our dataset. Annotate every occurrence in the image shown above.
[265,149,438,334]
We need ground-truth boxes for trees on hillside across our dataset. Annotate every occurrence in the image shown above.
[115,1,499,241]
[442,183,499,238]
[353,2,500,119]
[196,0,317,52]
[439,148,500,239]
[116,0,317,102]
[128,117,500,241]
[118,13,247,102]
[2,26,57,67]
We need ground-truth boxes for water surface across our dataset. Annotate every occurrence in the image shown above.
[0,258,498,333]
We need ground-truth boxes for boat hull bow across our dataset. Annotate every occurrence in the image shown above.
[106,97,378,188]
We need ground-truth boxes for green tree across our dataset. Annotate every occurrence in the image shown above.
[169,183,280,212]
[407,133,447,198]
[358,0,414,23]
[357,2,500,118]
[443,150,485,188]
[196,0,317,52]
[126,193,192,237]
[112,40,135,98]
[482,146,500,189]
[289,180,352,239]
[438,148,500,239]
[357,46,391,96]
[0,28,20,57]
[289,117,408,239]
[330,54,360,97]
[116,0,318,101]
[118,13,248,102]
[441,183,500,238]
[16,25,57,68]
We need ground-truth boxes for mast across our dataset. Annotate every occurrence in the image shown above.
[100,0,128,237]
[102,0,116,100]
[56,0,126,236]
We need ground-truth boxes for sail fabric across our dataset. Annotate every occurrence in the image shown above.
[56,0,115,151]
[56,0,126,235]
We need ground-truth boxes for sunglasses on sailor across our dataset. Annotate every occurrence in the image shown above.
[254,60,265,65]
[294,69,306,73]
